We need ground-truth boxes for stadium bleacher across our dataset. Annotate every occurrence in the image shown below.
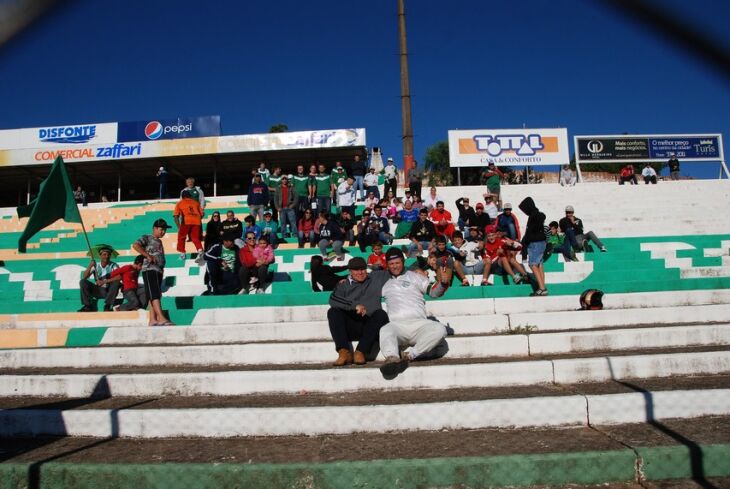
[1,179,730,487]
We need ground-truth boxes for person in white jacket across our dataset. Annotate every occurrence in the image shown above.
[378,247,450,378]
[336,176,357,217]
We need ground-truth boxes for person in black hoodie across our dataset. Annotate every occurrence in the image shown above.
[518,197,548,296]
[310,255,349,292]
[204,211,223,252]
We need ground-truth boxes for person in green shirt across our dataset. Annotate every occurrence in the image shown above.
[330,161,348,198]
[482,162,504,207]
[292,164,311,217]
[314,163,332,214]
[267,167,283,222]
[546,221,576,262]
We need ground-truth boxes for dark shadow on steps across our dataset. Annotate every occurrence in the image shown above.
[606,359,716,489]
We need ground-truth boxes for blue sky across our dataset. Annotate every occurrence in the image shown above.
[1,0,728,178]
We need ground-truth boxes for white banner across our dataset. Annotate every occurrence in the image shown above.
[0,122,118,150]
[218,128,366,153]
[448,128,570,167]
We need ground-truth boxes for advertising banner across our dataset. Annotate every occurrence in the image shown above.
[448,128,570,167]
[218,128,366,153]
[0,123,118,151]
[117,115,221,143]
[575,134,724,162]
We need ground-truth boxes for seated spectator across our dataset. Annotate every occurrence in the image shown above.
[423,186,441,210]
[406,208,436,257]
[429,201,455,239]
[642,163,658,184]
[363,192,379,210]
[383,197,399,219]
[369,206,393,245]
[367,242,387,271]
[336,208,357,246]
[559,205,607,253]
[482,228,527,285]
[259,210,280,247]
[450,231,489,286]
[432,235,469,286]
[310,255,348,292]
[78,247,120,312]
[204,234,242,295]
[328,257,390,366]
[364,167,380,199]
[251,236,275,293]
[560,165,577,186]
[109,255,147,311]
[238,231,269,294]
[482,194,499,220]
[317,212,345,261]
[204,211,223,252]
[619,164,638,185]
[297,209,317,248]
[243,215,262,241]
[466,225,483,243]
[411,195,424,210]
[394,199,419,238]
[472,202,492,233]
[546,221,576,262]
[221,210,243,247]
[496,203,520,241]
[455,197,476,232]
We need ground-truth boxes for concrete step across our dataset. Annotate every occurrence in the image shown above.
[1,387,728,438]
[3,349,729,398]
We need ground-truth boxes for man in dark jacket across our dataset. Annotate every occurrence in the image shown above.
[247,173,269,222]
[496,203,521,241]
[406,208,437,256]
[327,257,391,366]
[455,197,476,232]
[317,212,345,260]
[221,210,244,246]
[559,205,606,252]
[472,203,492,235]
[274,176,299,238]
[350,154,368,201]
[518,197,548,296]
[204,234,241,295]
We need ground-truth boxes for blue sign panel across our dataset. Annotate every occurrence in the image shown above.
[117,115,221,142]
[648,136,722,160]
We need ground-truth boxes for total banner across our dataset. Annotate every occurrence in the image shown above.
[0,123,119,151]
[575,134,724,162]
[448,128,570,167]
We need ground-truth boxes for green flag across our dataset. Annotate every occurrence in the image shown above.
[17,156,82,253]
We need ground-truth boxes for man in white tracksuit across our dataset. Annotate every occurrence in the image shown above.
[379,247,450,378]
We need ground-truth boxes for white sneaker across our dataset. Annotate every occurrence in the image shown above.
[249,277,258,285]
[255,288,265,294]
[194,252,204,265]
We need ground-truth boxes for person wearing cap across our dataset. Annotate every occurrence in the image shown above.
[455,197,476,232]
[364,167,380,199]
[173,189,205,264]
[382,157,398,198]
[260,210,280,248]
[496,203,521,241]
[108,255,147,311]
[667,153,680,180]
[157,166,169,199]
[378,247,451,378]
[247,173,270,223]
[642,163,658,184]
[133,219,173,325]
[180,177,205,210]
[330,161,348,200]
[559,205,607,253]
[472,202,492,233]
[78,246,120,312]
[327,257,391,366]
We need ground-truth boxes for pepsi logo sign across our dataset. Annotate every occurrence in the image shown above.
[145,121,163,140]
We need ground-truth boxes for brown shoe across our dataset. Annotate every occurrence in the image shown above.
[353,350,366,365]
[333,348,353,367]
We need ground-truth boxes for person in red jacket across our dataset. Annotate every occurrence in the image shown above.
[367,242,387,270]
[238,231,269,294]
[109,255,147,311]
[429,201,455,239]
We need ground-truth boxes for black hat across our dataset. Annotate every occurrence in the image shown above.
[221,232,236,242]
[153,218,172,229]
[385,247,405,262]
[347,257,367,270]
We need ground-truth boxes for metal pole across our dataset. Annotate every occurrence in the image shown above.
[398,0,415,185]
[26,178,31,204]
[457,167,461,186]
[117,167,121,202]
[213,162,218,197]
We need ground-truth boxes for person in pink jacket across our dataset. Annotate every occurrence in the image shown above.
[250,236,275,294]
